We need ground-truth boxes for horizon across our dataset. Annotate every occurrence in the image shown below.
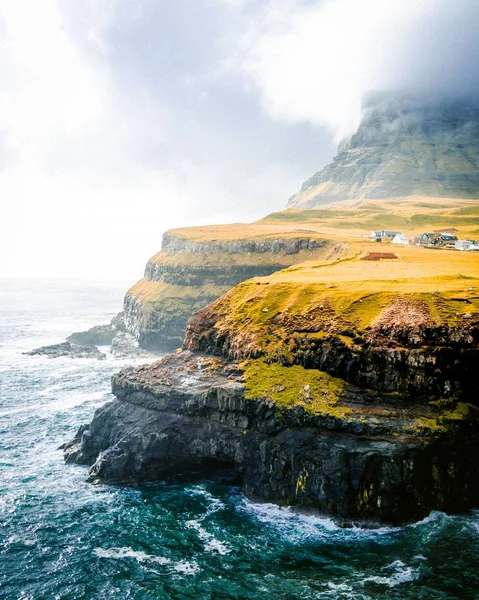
[2,0,479,281]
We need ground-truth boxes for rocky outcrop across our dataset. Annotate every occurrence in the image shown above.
[288,92,479,208]
[110,331,141,358]
[185,295,479,402]
[64,351,479,526]
[64,230,479,524]
[67,324,116,346]
[122,229,338,352]
[26,342,106,360]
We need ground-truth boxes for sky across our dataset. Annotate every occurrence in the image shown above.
[1,0,479,281]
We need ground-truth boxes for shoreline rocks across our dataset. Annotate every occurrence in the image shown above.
[63,351,479,526]
[67,324,116,346]
[26,341,106,360]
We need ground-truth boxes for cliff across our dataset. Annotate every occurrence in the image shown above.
[288,93,479,208]
[63,92,479,525]
[64,245,479,525]
[185,245,479,401]
[122,194,479,353]
[122,225,346,351]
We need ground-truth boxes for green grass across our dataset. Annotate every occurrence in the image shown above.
[240,358,350,417]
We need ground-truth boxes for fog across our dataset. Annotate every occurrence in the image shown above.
[0,0,478,280]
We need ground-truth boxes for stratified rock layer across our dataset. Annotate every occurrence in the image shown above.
[122,230,338,352]
[64,352,479,526]
[288,93,479,208]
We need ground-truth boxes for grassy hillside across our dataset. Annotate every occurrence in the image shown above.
[261,197,479,239]
[186,240,479,358]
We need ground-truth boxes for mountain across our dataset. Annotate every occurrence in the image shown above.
[62,92,479,525]
[288,92,479,208]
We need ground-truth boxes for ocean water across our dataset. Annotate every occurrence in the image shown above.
[1,280,479,600]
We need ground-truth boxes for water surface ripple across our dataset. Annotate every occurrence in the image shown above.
[1,280,478,599]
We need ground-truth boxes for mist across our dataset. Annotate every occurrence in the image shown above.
[236,0,479,137]
[1,0,478,280]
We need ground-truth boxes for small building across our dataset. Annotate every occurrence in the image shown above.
[455,240,474,251]
[371,230,402,240]
[392,233,409,245]
[439,233,458,243]
[420,232,439,246]
[420,232,458,247]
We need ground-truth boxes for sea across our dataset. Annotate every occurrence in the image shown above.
[1,279,479,600]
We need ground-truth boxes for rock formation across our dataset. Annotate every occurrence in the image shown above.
[67,324,116,346]
[288,93,479,208]
[64,248,479,525]
[63,92,479,524]
[121,228,341,352]
[26,342,106,360]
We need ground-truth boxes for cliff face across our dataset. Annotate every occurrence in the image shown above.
[122,228,342,351]
[64,351,479,526]
[65,246,479,525]
[63,93,479,524]
[288,93,479,208]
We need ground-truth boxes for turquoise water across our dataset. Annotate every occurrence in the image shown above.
[1,280,479,600]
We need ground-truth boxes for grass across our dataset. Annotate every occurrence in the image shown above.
[260,197,479,239]
[193,242,479,359]
[409,402,479,434]
[127,278,230,304]
[167,197,479,244]
[240,358,350,418]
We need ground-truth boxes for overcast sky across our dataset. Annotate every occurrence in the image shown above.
[1,0,478,281]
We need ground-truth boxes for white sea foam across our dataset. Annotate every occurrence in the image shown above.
[184,486,232,554]
[239,499,339,541]
[321,582,357,598]
[94,547,201,576]
[94,546,172,565]
[173,560,201,575]
[361,560,419,588]
[186,519,232,555]
[0,390,106,417]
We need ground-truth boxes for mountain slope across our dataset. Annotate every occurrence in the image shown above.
[288,92,479,208]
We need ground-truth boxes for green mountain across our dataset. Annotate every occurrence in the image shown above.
[288,92,479,208]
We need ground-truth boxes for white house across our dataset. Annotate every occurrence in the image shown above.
[392,233,409,245]
[455,240,474,251]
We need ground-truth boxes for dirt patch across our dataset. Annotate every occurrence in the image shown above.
[362,252,398,261]
[371,297,433,329]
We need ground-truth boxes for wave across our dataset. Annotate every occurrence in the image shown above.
[94,547,200,575]
[360,560,419,588]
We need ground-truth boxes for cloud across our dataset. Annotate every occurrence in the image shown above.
[6,0,476,281]
[1,0,325,280]
[234,0,479,136]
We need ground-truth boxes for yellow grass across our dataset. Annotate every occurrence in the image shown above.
[196,242,479,357]
[260,196,479,239]
[127,279,230,304]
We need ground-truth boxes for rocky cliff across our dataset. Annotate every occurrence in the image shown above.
[63,92,479,524]
[122,226,344,351]
[288,92,479,208]
[65,246,479,525]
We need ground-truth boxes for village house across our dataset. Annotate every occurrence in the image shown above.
[420,232,439,246]
[370,230,402,240]
[455,239,476,251]
[392,233,409,245]
[420,232,458,247]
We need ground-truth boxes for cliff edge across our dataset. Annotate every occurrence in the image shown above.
[122,225,345,351]
[65,246,479,525]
